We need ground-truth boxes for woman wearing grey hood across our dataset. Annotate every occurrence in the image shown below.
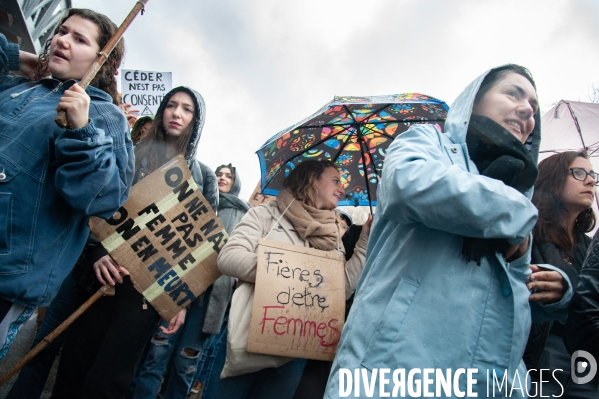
[51,86,218,399]
[202,164,249,338]
[214,164,251,236]
[204,164,251,334]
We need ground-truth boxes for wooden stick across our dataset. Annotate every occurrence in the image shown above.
[0,285,116,386]
[55,0,150,127]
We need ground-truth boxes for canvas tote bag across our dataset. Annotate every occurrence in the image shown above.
[220,278,295,378]
[220,203,344,378]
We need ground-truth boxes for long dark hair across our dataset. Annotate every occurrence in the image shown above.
[134,88,197,176]
[533,151,596,252]
[34,8,125,104]
[282,160,338,207]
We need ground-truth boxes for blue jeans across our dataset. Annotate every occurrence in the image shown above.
[131,289,212,399]
[205,357,307,399]
[196,314,228,398]
[194,334,215,383]
[7,273,78,399]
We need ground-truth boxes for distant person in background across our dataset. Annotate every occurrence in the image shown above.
[131,115,153,145]
[337,208,367,261]
[189,163,251,398]
[336,209,353,234]
[524,151,597,397]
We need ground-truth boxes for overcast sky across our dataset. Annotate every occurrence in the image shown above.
[72,0,599,200]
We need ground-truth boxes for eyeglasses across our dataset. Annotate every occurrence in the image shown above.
[570,168,599,186]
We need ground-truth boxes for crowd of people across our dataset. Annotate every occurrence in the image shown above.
[1,7,599,399]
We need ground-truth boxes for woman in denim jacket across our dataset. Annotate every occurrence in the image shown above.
[0,8,133,358]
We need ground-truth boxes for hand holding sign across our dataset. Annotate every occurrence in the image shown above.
[160,308,186,335]
[90,156,227,320]
[93,255,130,286]
[118,102,141,127]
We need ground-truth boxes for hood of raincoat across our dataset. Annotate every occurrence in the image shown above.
[444,66,542,167]
[156,86,206,164]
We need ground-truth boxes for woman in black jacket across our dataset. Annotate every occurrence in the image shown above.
[524,150,597,397]
[565,233,599,379]
[50,87,218,399]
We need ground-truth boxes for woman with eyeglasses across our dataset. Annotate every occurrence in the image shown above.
[524,150,597,397]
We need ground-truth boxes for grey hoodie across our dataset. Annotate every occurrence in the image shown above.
[134,86,218,211]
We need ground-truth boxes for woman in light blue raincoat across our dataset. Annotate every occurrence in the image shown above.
[325,65,573,398]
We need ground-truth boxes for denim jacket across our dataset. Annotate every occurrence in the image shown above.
[0,34,134,307]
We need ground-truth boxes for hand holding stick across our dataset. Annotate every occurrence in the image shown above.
[55,0,150,128]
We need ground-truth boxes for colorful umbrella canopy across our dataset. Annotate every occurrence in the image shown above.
[256,93,449,208]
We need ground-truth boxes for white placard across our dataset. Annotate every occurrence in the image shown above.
[121,69,173,117]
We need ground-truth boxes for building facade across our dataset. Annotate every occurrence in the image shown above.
[0,0,72,54]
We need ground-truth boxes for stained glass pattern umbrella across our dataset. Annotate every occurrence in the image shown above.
[256,93,449,210]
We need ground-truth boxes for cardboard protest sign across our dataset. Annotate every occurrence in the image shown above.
[248,181,275,208]
[246,239,345,361]
[121,69,172,117]
[89,155,227,321]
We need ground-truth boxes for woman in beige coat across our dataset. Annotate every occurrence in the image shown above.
[213,160,371,399]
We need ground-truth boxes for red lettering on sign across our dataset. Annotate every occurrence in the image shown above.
[259,305,342,347]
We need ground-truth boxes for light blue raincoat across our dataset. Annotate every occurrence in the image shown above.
[325,68,573,398]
